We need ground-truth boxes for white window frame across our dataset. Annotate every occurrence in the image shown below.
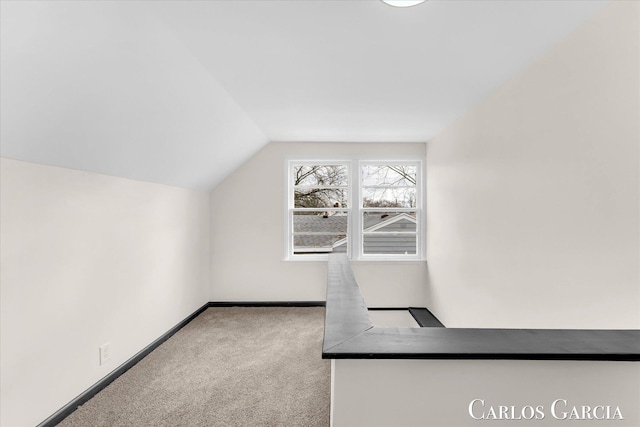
[358,159,423,261]
[285,157,424,261]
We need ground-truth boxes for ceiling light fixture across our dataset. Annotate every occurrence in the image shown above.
[381,0,427,8]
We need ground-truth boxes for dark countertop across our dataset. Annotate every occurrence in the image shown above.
[322,254,640,361]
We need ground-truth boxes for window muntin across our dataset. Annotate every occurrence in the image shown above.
[287,160,422,260]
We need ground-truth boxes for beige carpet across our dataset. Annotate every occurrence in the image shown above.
[58,307,330,427]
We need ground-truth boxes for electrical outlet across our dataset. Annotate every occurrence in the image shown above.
[99,342,111,365]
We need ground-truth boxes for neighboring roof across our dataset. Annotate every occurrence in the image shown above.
[294,212,416,234]
[294,215,348,234]
[363,213,416,232]
[294,215,348,252]
[294,213,416,251]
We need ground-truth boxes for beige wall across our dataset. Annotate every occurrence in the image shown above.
[209,141,429,307]
[333,359,640,427]
[426,0,639,328]
[0,158,210,427]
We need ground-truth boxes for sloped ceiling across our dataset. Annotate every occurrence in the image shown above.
[0,0,610,190]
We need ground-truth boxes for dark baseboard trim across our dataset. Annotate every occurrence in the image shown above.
[208,301,326,307]
[37,301,326,426]
[408,307,445,328]
[37,302,210,427]
[367,307,409,311]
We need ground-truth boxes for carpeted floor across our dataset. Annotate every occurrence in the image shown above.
[58,307,330,427]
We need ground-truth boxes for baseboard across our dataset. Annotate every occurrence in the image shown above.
[408,307,445,327]
[36,301,325,427]
[208,301,326,307]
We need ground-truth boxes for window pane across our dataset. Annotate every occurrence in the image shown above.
[294,188,348,208]
[293,165,348,187]
[362,211,416,233]
[362,187,416,208]
[362,165,416,187]
[294,234,347,254]
[293,211,348,254]
[363,234,416,255]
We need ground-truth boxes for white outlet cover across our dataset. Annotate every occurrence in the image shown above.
[99,342,111,365]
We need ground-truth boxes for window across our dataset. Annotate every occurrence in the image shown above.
[286,159,423,261]
[289,163,350,255]
[361,163,418,257]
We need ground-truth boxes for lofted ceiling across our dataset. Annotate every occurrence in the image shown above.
[0,0,610,190]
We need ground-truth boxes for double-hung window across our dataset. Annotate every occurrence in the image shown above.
[289,163,350,256]
[360,162,420,259]
[286,159,423,261]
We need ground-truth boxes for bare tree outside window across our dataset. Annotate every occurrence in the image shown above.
[362,165,417,209]
[293,165,348,209]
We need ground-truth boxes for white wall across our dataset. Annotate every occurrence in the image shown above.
[332,359,640,427]
[0,158,210,427]
[209,142,429,307]
[426,0,639,329]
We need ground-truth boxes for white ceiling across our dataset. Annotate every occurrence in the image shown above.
[0,0,610,190]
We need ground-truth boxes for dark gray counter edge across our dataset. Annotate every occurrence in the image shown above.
[322,254,640,361]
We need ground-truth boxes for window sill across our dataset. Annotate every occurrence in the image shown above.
[284,255,426,263]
